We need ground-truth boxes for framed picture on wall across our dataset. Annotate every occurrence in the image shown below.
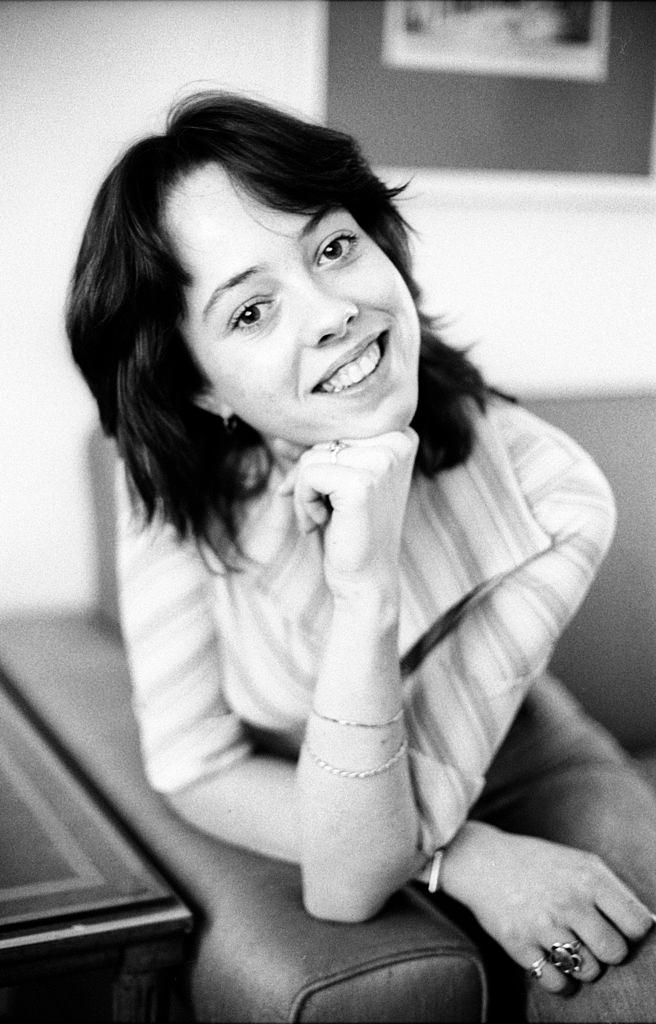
[326,1,656,175]
[382,1,611,81]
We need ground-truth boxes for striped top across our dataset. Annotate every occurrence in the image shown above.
[116,399,616,852]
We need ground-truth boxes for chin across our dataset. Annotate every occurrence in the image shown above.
[353,403,418,440]
[382,391,419,434]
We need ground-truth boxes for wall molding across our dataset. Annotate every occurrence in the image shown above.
[377,168,656,211]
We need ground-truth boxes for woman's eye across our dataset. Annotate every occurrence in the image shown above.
[318,232,357,265]
[230,301,266,331]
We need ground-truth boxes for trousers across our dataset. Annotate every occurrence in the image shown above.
[447,674,656,1023]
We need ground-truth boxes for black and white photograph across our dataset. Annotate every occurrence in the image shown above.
[2,1,656,1021]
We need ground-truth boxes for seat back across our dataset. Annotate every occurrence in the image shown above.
[528,394,656,751]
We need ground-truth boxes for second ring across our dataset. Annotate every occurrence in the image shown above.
[327,440,349,464]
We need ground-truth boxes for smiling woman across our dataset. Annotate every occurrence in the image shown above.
[66,92,484,558]
[66,91,656,1021]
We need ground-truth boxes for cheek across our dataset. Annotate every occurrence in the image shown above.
[369,260,416,320]
[209,348,292,416]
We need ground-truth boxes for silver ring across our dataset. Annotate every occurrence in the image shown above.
[528,955,548,980]
[549,940,583,976]
[327,440,349,464]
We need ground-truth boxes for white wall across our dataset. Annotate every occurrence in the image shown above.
[1,0,655,614]
[0,0,326,614]
[393,171,656,397]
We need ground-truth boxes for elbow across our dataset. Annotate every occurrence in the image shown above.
[301,859,412,923]
[302,880,387,923]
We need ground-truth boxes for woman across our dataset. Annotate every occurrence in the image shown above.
[67,91,656,1020]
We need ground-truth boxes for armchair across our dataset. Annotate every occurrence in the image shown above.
[1,393,655,1021]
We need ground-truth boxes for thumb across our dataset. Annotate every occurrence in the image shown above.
[276,464,298,497]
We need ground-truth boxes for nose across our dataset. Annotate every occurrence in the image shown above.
[305,283,359,347]
[319,307,357,345]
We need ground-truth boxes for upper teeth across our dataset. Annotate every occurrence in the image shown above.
[318,339,382,393]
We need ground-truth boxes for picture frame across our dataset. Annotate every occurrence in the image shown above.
[381,1,611,81]
[326,1,656,175]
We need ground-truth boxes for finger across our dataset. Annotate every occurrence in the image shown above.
[315,428,417,454]
[293,483,331,534]
[291,464,368,533]
[588,929,628,967]
[306,497,330,530]
[306,444,399,480]
[547,936,600,984]
[569,942,600,983]
[594,876,656,943]
[572,907,629,965]
[277,455,350,506]
[311,433,417,471]
[346,430,418,466]
[321,445,393,475]
[276,464,298,497]
[522,947,569,994]
[277,429,417,494]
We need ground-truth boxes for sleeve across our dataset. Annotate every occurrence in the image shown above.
[406,403,617,853]
[115,464,253,793]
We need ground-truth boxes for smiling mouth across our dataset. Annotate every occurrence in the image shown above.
[314,334,386,394]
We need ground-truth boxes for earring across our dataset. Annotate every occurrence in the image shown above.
[222,414,237,434]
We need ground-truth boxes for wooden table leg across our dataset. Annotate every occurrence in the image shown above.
[112,968,165,1023]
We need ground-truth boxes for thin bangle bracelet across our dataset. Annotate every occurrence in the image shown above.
[427,849,444,894]
[311,707,404,728]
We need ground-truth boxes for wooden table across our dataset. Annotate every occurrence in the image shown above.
[0,681,193,1022]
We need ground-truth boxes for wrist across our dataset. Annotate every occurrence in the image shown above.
[312,590,402,726]
[305,705,405,767]
[440,821,503,903]
[417,848,445,893]
[330,582,400,629]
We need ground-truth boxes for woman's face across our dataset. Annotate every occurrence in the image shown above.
[165,164,420,457]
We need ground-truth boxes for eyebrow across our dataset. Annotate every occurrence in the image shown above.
[202,266,263,321]
[201,205,335,321]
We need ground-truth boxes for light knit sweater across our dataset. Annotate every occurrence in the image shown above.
[116,399,616,851]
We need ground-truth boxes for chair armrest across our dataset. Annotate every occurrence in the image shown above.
[190,848,487,1022]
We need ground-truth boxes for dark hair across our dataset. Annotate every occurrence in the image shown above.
[67,91,489,560]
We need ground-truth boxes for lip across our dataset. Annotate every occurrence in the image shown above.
[312,331,388,393]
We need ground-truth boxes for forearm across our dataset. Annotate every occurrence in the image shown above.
[167,726,424,921]
[166,592,423,920]
[167,752,501,927]
[313,586,403,719]
[299,590,423,920]
[167,753,301,863]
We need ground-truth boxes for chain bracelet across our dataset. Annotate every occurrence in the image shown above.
[304,737,408,778]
